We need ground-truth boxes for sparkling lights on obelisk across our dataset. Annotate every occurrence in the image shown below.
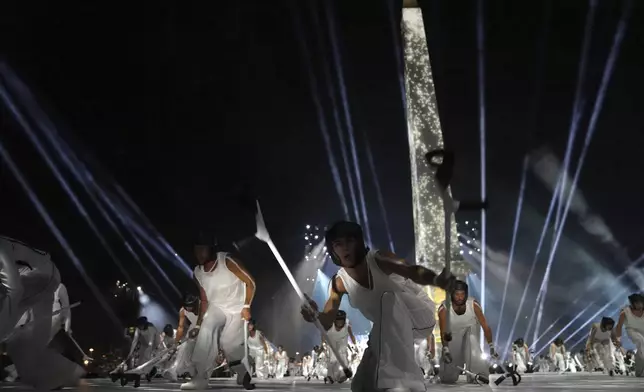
[402,4,469,336]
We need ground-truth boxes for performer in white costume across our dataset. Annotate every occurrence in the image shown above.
[301,352,313,378]
[51,283,72,340]
[0,236,84,390]
[307,345,326,381]
[585,316,616,375]
[246,319,269,379]
[615,293,644,377]
[301,221,454,392]
[512,338,529,374]
[182,235,256,390]
[323,309,357,383]
[274,345,288,379]
[438,280,494,384]
[164,294,199,380]
[549,338,566,372]
[128,317,160,368]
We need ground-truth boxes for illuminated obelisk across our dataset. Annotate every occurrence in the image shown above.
[402,1,468,343]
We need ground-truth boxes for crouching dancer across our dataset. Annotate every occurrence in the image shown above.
[301,221,454,392]
[0,236,84,389]
[181,236,256,390]
[585,316,616,375]
[615,293,644,377]
[438,280,495,384]
[164,294,200,380]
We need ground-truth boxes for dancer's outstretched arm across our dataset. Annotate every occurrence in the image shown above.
[226,256,256,320]
[193,276,208,329]
[348,324,357,345]
[175,309,187,343]
[375,250,453,289]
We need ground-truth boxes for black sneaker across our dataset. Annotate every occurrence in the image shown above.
[242,372,255,390]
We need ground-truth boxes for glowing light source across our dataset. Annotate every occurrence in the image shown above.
[137,286,142,292]
[89,348,94,353]
[401,8,467,278]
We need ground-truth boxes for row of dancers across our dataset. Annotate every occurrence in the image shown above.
[2,222,644,391]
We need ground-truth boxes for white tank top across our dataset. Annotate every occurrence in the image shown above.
[447,298,479,333]
[592,322,612,342]
[336,250,436,335]
[550,343,565,356]
[276,350,288,361]
[248,330,264,351]
[623,307,644,333]
[138,325,159,347]
[193,252,245,314]
[327,322,350,348]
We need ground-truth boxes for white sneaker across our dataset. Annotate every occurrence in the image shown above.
[180,379,208,390]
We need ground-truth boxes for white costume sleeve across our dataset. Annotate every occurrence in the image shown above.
[57,284,72,332]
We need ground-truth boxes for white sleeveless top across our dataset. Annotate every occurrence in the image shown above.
[591,322,612,343]
[550,343,565,356]
[327,322,350,348]
[248,330,264,351]
[193,252,245,314]
[336,249,436,336]
[276,350,288,361]
[623,306,644,333]
[447,298,479,333]
[138,325,159,347]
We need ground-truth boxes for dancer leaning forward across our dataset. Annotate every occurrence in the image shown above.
[301,221,455,392]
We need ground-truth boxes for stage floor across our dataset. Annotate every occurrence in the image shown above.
[1,373,642,391]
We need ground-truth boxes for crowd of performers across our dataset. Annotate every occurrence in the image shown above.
[1,222,644,391]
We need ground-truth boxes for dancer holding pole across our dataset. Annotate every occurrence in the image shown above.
[181,234,256,390]
[301,220,454,391]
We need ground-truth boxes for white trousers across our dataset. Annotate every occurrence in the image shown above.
[327,345,349,382]
[275,358,288,379]
[190,305,245,380]
[165,338,196,379]
[4,267,84,389]
[312,355,327,378]
[626,329,644,377]
[513,350,527,374]
[302,361,312,377]
[553,353,566,371]
[351,292,425,392]
[592,342,612,373]
[440,326,489,384]
[249,348,267,378]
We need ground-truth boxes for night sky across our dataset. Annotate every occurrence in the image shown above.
[1,0,643,353]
